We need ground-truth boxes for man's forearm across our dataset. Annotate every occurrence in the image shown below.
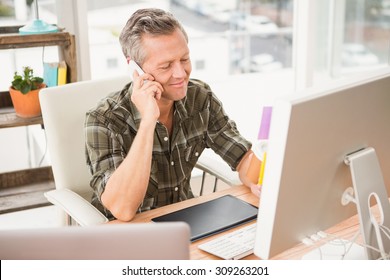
[237,150,262,197]
[101,120,156,221]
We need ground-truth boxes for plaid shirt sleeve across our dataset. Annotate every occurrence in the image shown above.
[190,80,252,170]
[84,97,131,215]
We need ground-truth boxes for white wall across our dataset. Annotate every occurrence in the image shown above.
[0,127,30,172]
[208,69,294,143]
[0,125,48,173]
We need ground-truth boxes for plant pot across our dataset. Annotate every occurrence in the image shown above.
[9,84,46,118]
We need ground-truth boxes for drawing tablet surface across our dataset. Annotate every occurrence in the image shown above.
[152,195,258,241]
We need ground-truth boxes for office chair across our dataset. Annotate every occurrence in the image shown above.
[195,149,241,195]
[40,76,240,226]
[39,75,131,226]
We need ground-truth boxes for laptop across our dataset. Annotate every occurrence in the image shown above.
[0,222,190,260]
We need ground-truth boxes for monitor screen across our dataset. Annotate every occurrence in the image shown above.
[254,69,390,260]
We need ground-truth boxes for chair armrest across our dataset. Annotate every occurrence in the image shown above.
[44,189,108,226]
[195,153,241,186]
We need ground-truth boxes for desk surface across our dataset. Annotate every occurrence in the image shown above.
[111,185,364,260]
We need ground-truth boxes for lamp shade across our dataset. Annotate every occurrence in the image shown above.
[19,0,58,35]
[19,19,58,35]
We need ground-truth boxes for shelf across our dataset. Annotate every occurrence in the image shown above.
[0,89,42,128]
[0,26,78,212]
[0,26,77,83]
[0,108,43,128]
[0,166,55,214]
[0,29,71,49]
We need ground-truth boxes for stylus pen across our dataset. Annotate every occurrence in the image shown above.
[258,152,267,186]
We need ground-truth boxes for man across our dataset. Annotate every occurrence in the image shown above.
[85,8,261,222]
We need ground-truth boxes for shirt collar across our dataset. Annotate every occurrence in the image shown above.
[173,94,188,121]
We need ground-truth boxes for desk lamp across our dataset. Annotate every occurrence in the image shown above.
[19,0,58,35]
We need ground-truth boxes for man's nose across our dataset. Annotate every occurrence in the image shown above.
[172,62,186,78]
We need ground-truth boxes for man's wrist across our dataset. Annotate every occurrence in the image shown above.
[139,118,157,130]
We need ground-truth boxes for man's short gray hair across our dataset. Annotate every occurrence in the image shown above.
[119,8,188,65]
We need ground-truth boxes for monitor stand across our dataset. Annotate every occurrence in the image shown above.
[303,147,390,260]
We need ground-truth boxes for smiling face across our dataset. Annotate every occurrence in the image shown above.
[141,28,192,102]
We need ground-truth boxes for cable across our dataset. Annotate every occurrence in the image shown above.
[42,45,45,64]
[339,231,360,260]
[313,230,379,260]
[332,229,389,260]
[303,224,390,260]
[371,219,390,260]
[379,224,390,239]
[38,128,48,167]
[303,232,349,260]
[37,43,48,167]
[367,192,390,260]
[303,236,323,260]
[359,242,389,260]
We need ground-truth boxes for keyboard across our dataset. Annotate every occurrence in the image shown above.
[198,223,257,260]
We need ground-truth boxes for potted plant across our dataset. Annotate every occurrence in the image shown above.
[9,66,46,118]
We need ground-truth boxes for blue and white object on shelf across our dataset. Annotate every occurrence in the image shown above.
[19,0,58,35]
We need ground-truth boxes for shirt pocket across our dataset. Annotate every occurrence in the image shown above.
[184,141,204,164]
[182,110,208,170]
[182,137,206,178]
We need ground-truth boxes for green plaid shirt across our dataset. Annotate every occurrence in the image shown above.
[85,79,251,219]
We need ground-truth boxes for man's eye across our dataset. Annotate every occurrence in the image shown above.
[161,64,171,70]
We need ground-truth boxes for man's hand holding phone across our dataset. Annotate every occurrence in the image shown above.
[129,60,163,124]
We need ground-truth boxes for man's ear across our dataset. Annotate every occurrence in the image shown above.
[126,57,131,64]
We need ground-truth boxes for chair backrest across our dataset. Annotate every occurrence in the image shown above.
[39,76,130,201]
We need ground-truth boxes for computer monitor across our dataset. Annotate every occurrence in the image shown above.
[254,69,390,260]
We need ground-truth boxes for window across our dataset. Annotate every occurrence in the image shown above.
[295,0,390,89]
[194,59,206,70]
[83,0,295,142]
[85,0,294,84]
[106,57,118,69]
[86,0,171,79]
[3,0,389,92]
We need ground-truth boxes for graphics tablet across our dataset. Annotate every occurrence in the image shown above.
[152,195,258,242]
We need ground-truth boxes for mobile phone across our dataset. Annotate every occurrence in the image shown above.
[129,60,145,76]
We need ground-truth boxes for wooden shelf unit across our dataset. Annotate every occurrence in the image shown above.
[0,26,77,83]
[0,27,78,213]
